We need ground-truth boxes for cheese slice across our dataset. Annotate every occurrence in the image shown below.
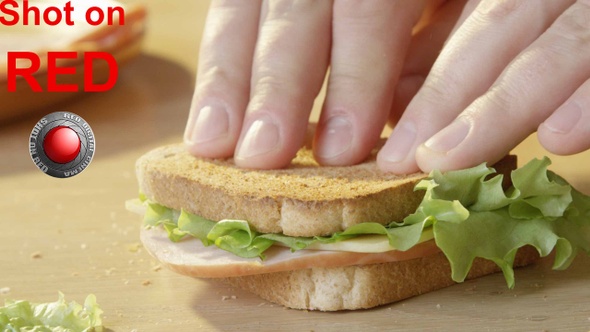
[281,229,434,253]
[140,227,440,278]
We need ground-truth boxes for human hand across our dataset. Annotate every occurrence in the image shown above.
[377,0,590,173]
[185,0,590,174]
[184,0,450,169]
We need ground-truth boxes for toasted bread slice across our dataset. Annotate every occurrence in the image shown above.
[226,247,539,311]
[137,144,516,237]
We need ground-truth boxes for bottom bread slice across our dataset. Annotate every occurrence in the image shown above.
[225,247,539,311]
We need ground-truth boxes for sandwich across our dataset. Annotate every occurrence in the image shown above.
[126,140,590,311]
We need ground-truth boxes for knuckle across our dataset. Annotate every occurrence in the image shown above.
[253,73,301,102]
[477,85,537,131]
[336,0,390,20]
[511,48,558,85]
[197,65,247,95]
[268,0,326,19]
[475,0,526,21]
[328,66,383,97]
[210,0,244,10]
[334,0,423,26]
[198,66,227,89]
[418,73,461,106]
[482,87,516,118]
[547,1,590,45]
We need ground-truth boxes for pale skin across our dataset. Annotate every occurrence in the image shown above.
[184,0,590,174]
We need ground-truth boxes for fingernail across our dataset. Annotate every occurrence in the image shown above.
[424,119,470,153]
[543,101,582,134]
[380,121,417,163]
[184,105,229,144]
[316,116,353,160]
[235,115,280,159]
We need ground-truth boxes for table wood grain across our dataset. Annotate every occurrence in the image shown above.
[1,1,589,331]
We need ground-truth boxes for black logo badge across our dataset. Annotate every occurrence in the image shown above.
[29,112,95,178]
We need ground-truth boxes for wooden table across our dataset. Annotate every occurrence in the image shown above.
[1,1,589,331]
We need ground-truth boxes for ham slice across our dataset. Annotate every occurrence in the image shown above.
[140,227,441,278]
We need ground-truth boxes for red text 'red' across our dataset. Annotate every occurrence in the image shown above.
[7,51,119,92]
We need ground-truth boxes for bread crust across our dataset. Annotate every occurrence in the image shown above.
[226,246,539,311]
[137,144,516,237]
[137,144,426,236]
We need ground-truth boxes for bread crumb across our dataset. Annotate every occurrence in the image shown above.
[152,265,162,272]
[71,272,79,277]
[465,285,477,292]
[528,315,549,322]
[436,304,441,309]
[221,296,229,301]
[0,287,10,295]
[80,243,87,250]
[142,280,152,286]
[30,251,42,259]
[105,268,116,276]
[127,242,142,253]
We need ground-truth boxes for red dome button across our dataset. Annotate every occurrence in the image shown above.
[43,126,81,164]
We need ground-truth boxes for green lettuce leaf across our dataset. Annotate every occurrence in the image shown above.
[160,207,433,259]
[0,293,103,332]
[427,157,590,287]
[140,157,590,288]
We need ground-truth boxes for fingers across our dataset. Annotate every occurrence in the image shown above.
[377,0,573,173]
[390,0,469,126]
[313,0,426,166]
[234,0,332,169]
[415,0,590,171]
[538,79,590,155]
[185,0,262,158]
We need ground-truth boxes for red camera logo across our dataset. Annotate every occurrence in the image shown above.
[29,112,95,178]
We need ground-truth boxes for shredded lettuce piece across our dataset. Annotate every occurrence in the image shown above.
[140,157,590,288]
[0,293,103,332]
[144,206,432,260]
